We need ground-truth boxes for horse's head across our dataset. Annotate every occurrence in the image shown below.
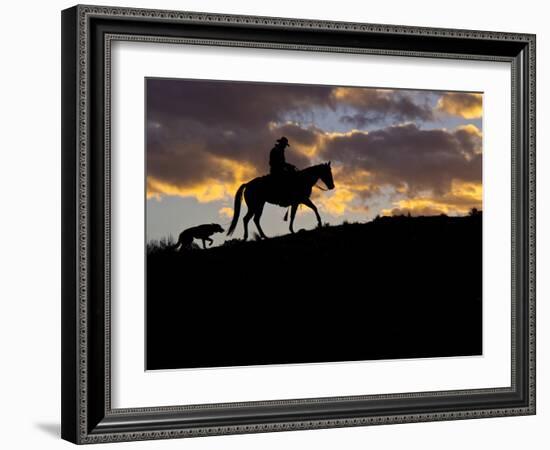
[320,161,335,190]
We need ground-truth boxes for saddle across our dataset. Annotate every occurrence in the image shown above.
[266,170,299,206]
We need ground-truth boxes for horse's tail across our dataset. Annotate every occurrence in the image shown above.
[227,183,247,236]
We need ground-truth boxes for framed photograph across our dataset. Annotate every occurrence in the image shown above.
[61,5,536,444]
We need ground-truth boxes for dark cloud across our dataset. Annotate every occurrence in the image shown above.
[147,78,334,129]
[146,79,339,191]
[335,88,433,127]
[319,123,481,196]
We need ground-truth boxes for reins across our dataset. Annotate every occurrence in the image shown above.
[299,164,330,192]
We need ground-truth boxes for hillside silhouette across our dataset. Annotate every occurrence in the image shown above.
[147,213,482,370]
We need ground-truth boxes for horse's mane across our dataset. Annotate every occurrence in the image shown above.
[298,163,329,175]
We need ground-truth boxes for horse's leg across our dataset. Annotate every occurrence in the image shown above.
[242,208,254,240]
[242,186,258,241]
[289,204,298,233]
[302,198,323,228]
[206,237,213,247]
[201,239,207,249]
[253,202,268,239]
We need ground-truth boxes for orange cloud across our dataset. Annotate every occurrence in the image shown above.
[147,177,226,202]
[382,180,482,216]
[331,87,391,107]
[312,166,375,216]
[218,206,234,219]
[147,156,257,203]
[456,123,482,137]
[437,93,482,119]
[316,188,357,216]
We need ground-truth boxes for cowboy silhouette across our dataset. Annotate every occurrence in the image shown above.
[269,136,297,176]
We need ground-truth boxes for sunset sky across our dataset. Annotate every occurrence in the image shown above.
[146,78,482,245]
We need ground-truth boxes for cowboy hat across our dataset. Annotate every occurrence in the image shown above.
[276,136,290,146]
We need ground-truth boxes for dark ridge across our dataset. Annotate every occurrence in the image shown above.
[146,213,482,370]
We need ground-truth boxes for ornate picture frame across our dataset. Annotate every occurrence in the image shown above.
[61,4,535,444]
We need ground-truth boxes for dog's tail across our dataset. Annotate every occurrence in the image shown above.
[227,183,247,236]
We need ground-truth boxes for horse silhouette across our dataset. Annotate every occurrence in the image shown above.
[227,162,335,240]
